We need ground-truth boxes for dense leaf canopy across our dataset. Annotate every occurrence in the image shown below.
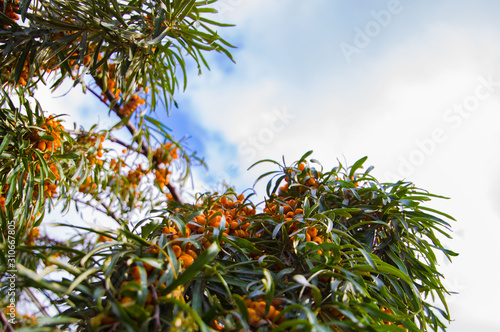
[0,1,457,331]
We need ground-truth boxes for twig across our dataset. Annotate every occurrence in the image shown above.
[149,285,161,331]
[88,87,109,107]
[66,129,131,150]
[0,311,15,332]
[74,197,122,225]
[107,135,133,150]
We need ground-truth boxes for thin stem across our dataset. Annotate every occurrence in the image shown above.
[149,285,161,331]
[0,312,15,332]
[74,197,122,225]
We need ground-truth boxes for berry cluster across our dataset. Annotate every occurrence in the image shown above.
[77,133,104,166]
[153,143,179,190]
[27,115,65,198]
[0,184,8,212]
[1,0,19,28]
[26,227,39,246]
[243,297,284,328]
[118,95,146,117]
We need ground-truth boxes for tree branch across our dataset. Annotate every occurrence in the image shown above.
[92,75,183,204]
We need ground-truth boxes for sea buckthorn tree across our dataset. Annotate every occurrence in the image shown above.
[0,1,457,331]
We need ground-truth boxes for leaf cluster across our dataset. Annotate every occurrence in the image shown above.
[4,153,457,331]
[1,0,234,110]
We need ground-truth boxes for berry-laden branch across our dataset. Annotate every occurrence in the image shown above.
[92,76,183,204]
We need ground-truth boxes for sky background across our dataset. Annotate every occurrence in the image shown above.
[37,1,500,331]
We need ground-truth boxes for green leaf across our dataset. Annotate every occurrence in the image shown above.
[65,268,99,295]
[0,133,12,155]
[298,150,314,163]
[358,248,376,270]
[159,297,212,332]
[13,40,33,85]
[349,156,368,178]
[232,293,250,323]
[164,242,219,294]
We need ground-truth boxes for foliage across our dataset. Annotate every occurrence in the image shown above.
[1,0,234,108]
[0,1,457,331]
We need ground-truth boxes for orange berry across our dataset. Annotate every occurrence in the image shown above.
[307,178,317,186]
[209,215,222,226]
[254,301,266,316]
[130,266,141,280]
[312,236,323,244]
[179,254,194,267]
[196,215,207,224]
[266,305,277,320]
[247,308,261,327]
[185,249,198,259]
[162,226,176,234]
[307,228,318,238]
[97,234,112,242]
[173,246,183,260]
[37,141,47,151]
[274,310,284,323]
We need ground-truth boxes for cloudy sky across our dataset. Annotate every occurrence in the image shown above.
[39,1,500,331]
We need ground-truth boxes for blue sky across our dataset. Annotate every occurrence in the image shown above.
[37,1,500,330]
